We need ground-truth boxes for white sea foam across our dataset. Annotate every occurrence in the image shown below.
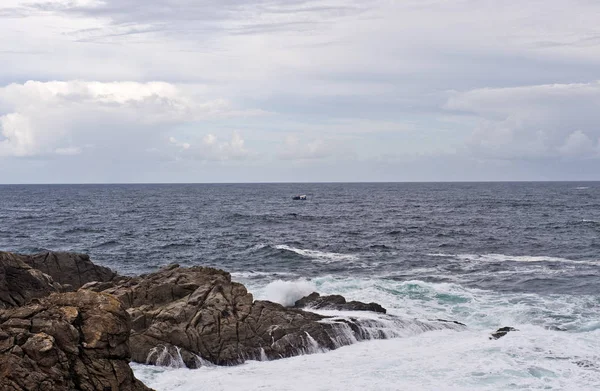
[429,253,600,266]
[132,276,600,390]
[230,271,298,279]
[274,244,359,263]
[262,279,317,306]
[132,327,600,391]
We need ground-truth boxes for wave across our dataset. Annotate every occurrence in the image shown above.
[159,243,194,250]
[262,279,317,307]
[92,240,121,248]
[429,253,600,266]
[246,275,600,336]
[63,227,104,234]
[132,325,600,391]
[131,277,600,390]
[230,271,298,279]
[273,245,359,263]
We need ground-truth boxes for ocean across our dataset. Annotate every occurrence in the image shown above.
[2,182,600,390]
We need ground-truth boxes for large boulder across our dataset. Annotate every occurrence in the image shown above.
[294,292,387,314]
[21,251,118,290]
[85,264,466,367]
[0,290,152,391]
[0,252,62,309]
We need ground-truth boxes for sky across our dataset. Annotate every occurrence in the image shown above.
[1,0,600,183]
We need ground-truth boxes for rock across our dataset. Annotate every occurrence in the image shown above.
[21,251,118,290]
[0,252,62,309]
[294,292,387,314]
[430,319,467,327]
[87,264,463,367]
[490,326,518,340]
[0,290,152,391]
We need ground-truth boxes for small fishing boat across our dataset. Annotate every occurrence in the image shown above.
[292,195,307,200]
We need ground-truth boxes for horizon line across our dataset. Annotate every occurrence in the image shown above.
[1,180,600,186]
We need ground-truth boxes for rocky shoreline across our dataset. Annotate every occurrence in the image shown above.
[1,251,468,390]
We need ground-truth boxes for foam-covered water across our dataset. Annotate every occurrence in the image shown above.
[2,182,600,389]
[133,277,600,390]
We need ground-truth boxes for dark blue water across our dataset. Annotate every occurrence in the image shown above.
[2,182,600,294]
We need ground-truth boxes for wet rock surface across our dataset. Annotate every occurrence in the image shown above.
[490,326,518,340]
[1,250,468,372]
[86,264,465,367]
[294,292,387,314]
[0,290,152,391]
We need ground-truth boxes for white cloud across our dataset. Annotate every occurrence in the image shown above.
[278,135,333,160]
[445,81,600,159]
[169,132,253,161]
[558,130,596,157]
[54,146,82,155]
[0,80,262,157]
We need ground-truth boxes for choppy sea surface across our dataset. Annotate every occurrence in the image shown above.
[2,182,600,390]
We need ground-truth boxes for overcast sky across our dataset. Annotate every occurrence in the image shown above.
[1,0,600,183]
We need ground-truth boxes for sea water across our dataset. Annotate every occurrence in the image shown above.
[2,182,600,390]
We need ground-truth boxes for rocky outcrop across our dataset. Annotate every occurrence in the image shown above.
[490,326,518,340]
[0,252,62,309]
[0,290,152,391]
[294,292,387,314]
[20,251,118,290]
[1,250,467,372]
[85,264,466,367]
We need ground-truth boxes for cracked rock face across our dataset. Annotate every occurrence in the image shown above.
[19,251,118,291]
[0,290,153,391]
[0,252,62,309]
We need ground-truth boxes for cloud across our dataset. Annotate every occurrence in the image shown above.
[24,0,369,38]
[278,135,335,160]
[444,81,600,159]
[169,132,253,161]
[0,80,261,157]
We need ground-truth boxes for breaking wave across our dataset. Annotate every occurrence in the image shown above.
[429,253,600,266]
[273,245,359,263]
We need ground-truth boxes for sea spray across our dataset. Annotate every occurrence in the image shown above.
[263,279,317,307]
[146,346,186,369]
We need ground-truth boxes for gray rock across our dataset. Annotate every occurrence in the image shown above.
[490,326,518,340]
[294,292,387,314]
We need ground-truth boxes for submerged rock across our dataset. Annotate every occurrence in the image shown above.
[86,264,465,367]
[490,326,518,340]
[0,252,62,309]
[294,292,387,314]
[0,290,152,391]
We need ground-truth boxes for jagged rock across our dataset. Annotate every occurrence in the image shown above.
[21,251,118,290]
[0,290,152,391]
[294,292,387,314]
[0,252,62,309]
[490,326,518,340]
[430,319,467,327]
[86,264,464,367]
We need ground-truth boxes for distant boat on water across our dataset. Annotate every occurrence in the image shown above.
[292,195,307,200]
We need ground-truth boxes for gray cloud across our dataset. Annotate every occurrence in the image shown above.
[445,82,600,160]
[22,0,370,42]
[2,0,600,182]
